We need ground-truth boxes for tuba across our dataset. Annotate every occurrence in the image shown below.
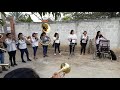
[42,23,50,33]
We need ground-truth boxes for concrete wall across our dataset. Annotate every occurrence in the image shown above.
[15,18,120,49]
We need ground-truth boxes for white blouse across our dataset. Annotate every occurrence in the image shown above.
[5,38,17,52]
[53,37,60,43]
[68,34,77,44]
[81,35,88,43]
[18,39,27,49]
[31,37,39,47]
[96,37,106,45]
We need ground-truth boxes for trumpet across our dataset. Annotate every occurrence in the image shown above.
[0,34,3,39]
[57,63,71,74]
[51,63,71,78]
[0,48,7,52]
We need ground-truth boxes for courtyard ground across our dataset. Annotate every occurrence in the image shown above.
[0,46,120,78]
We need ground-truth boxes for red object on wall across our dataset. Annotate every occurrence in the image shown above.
[42,20,48,23]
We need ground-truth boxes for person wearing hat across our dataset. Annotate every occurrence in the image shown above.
[30,32,39,60]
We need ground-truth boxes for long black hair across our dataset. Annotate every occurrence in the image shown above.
[40,32,46,39]
[54,33,59,37]
[18,33,23,40]
[70,30,74,34]
[95,31,100,40]
[6,33,11,37]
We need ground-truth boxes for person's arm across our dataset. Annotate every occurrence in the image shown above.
[5,39,12,45]
[68,35,71,42]
[51,72,62,78]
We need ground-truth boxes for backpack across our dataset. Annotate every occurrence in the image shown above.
[110,50,117,60]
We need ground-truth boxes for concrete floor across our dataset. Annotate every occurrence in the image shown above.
[0,46,120,78]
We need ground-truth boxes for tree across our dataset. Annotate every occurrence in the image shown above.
[61,16,72,21]
[8,12,33,23]
[62,12,120,21]
[31,12,61,21]
[0,12,6,26]
[19,14,33,23]
[8,12,24,22]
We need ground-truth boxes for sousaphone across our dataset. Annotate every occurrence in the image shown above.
[42,23,50,33]
[40,22,51,45]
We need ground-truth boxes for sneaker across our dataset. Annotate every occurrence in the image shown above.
[11,64,14,67]
[46,55,49,57]
[27,59,32,61]
[59,53,61,55]
[54,53,56,55]
[14,63,17,66]
[22,60,26,63]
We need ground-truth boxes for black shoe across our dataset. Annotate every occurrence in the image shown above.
[43,55,46,57]
[27,59,32,61]
[45,55,48,57]
[14,63,17,66]
[11,64,14,67]
[22,60,26,63]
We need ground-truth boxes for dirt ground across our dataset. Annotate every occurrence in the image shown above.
[1,45,120,78]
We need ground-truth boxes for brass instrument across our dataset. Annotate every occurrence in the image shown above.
[0,48,7,52]
[51,63,71,78]
[57,63,71,74]
[0,34,3,39]
[42,23,50,33]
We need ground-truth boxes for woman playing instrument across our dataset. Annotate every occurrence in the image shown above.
[53,33,61,55]
[31,32,39,60]
[68,30,77,56]
[80,31,89,55]
[5,33,17,66]
[18,33,32,63]
[40,32,51,57]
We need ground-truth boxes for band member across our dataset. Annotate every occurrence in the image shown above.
[68,30,77,55]
[95,31,107,57]
[5,33,17,66]
[18,33,32,63]
[40,32,51,57]
[31,32,39,60]
[95,31,101,51]
[80,31,89,55]
[53,33,61,55]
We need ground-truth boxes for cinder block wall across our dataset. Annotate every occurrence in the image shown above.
[15,18,120,50]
